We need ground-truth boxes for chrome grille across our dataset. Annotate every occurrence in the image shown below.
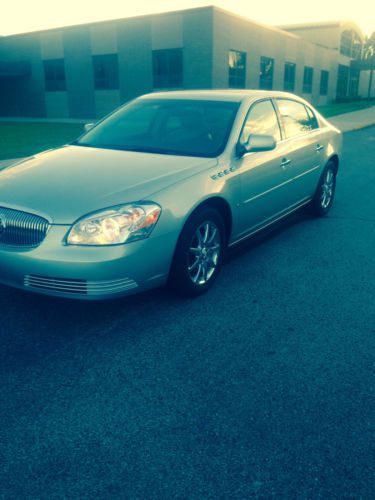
[0,206,50,248]
[24,275,138,296]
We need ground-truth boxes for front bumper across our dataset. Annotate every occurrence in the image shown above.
[0,225,177,300]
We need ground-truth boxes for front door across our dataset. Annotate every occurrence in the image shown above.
[234,99,297,239]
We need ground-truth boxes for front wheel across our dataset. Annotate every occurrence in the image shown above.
[308,162,337,216]
[169,207,226,296]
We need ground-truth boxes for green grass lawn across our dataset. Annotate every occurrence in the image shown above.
[0,121,84,160]
[317,100,375,118]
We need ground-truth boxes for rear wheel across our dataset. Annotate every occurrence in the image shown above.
[308,162,337,216]
[169,207,226,296]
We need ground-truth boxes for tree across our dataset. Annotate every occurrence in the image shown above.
[363,32,375,101]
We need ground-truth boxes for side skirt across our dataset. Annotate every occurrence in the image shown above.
[228,198,311,248]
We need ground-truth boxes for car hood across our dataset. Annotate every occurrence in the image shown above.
[0,145,217,224]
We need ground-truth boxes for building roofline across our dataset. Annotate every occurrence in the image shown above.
[210,6,300,40]
[1,5,363,50]
[1,4,338,43]
[0,5,215,38]
[279,21,341,30]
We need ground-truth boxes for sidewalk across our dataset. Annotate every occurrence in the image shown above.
[330,105,375,132]
[1,106,375,171]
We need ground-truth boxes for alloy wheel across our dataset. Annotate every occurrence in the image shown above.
[320,168,335,209]
[187,221,221,285]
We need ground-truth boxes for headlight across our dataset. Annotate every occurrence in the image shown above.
[66,203,161,246]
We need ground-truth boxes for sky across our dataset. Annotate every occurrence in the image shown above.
[1,0,374,36]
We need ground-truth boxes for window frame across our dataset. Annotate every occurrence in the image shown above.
[305,105,320,130]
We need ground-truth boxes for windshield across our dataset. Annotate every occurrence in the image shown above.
[76,99,240,158]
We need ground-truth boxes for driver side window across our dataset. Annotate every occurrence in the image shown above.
[240,99,281,145]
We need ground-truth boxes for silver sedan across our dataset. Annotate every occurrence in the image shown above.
[0,90,342,299]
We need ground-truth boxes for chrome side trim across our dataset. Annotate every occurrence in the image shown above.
[228,198,311,248]
[243,177,294,205]
[293,164,321,180]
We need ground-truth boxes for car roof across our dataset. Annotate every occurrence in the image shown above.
[140,89,303,103]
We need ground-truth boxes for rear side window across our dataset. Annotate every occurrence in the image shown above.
[277,99,312,138]
[240,99,281,145]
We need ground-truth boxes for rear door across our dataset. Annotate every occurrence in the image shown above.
[275,99,325,201]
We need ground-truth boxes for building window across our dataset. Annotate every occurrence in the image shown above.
[302,66,314,93]
[349,67,360,97]
[93,54,119,90]
[152,48,183,89]
[340,30,352,57]
[259,57,274,90]
[336,64,349,98]
[228,50,246,88]
[43,59,66,91]
[284,62,296,92]
[320,70,329,96]
[351,33,362,60]
[340,30,362,60]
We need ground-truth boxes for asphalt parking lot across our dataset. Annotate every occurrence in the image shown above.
[1,126,374,499]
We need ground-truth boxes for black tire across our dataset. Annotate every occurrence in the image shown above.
[169,207,226,297]
[308,161,337,216]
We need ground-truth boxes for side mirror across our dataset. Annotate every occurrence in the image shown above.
[84,122,95,133]
[237,134,277,157]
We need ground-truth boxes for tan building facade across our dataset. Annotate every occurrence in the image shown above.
[0,7,370,119]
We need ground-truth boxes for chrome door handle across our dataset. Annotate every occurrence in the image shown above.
[315,144,324,152]
[280,158,291,168]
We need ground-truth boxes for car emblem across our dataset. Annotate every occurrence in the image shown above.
[0,213,6,236]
